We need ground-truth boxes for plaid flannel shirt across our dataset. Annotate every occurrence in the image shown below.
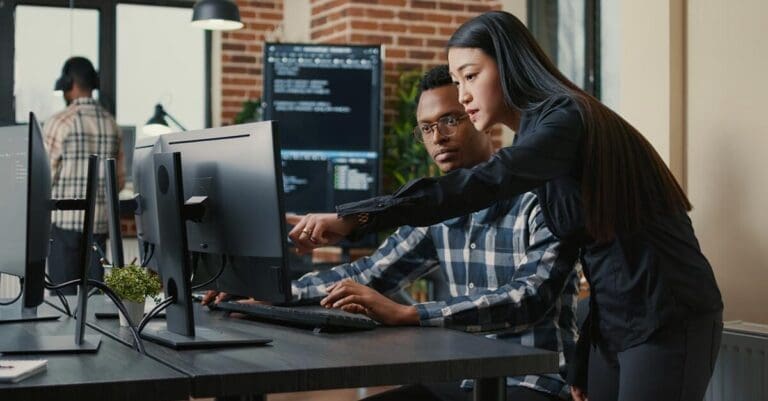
[43,97,123,234]
[293,192,580,399]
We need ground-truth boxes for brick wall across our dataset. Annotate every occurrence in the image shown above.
[220,0,284,125]
[219,0,503,145]
[309,0,501,126]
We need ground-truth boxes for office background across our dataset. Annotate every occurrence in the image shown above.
[0,0,766,326]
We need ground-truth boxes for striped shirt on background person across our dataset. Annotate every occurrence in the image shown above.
[292,192,581,399]
[43,97,123,234]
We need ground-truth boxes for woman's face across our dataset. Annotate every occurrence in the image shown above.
[448,47,510,132]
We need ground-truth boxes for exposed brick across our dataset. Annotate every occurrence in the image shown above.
[381,22,406,32]
[221,0,503,130]
[223,43,247,51]
[398,11,423,20]
[397,36,423,46]
[411,1,436,9]
[366,8,394,18]
[410,25,435,35]
[351,20,378,30]
[408,49,436,60]
[438,2,464,11]
[425,13,452,23]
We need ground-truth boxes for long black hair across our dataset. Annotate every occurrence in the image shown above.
[447,11,691,242]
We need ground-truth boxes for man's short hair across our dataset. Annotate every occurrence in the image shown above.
[55,56,100,91]
[416,65,453,104]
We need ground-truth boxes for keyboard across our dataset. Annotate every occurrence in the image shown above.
[212,302,377,332]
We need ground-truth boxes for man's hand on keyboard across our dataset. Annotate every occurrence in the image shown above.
[321,279,419,326]
[201,290,232,306]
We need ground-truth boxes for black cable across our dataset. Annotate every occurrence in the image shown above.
[191,254,227,290]
[141,243,155,267]
[137,296,175,334]
[0,276,23,306]
[45,273,72,317]
[86,280,146,355]
[45,278,82,290]
[44,276,146,354]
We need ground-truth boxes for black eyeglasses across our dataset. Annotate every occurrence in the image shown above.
[412,114,469,143]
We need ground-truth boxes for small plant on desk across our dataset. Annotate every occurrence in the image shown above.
[105,265,161,327]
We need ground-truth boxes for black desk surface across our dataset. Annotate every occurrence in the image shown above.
[81,296,559,398]
[0,302,189,401]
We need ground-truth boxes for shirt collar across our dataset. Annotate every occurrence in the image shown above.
[70,97,98,106]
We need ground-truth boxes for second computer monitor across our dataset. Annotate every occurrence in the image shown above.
[153,121,290,303]
[263,43,382,246]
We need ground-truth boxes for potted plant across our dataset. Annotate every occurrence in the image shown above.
[104,264,162,327]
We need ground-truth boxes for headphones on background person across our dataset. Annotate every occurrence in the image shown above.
[54,56,100,92]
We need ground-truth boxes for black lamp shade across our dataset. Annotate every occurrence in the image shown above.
[191,0,244,31]
[146,104,168,126]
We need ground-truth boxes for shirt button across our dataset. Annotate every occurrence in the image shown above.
[469,283,475,289]
[469,243,476,249]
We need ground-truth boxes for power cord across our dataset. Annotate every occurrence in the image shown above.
[44,277,146,354]
[137,296,175,334]
[191,254,227,290]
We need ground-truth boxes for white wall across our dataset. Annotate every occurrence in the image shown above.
[687,0,768,323]
[602,0,685,183]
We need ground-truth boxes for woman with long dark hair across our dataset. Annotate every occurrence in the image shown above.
[289,11,722,401]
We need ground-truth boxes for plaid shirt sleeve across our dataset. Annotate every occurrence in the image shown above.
[292,225,439,302]
[42,113,71,184]
[415,204,578,332]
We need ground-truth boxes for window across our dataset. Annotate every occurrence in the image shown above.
[117,4,207,138]
[0,1,210,128]
[14,5,99,123]
[528,0,600,97]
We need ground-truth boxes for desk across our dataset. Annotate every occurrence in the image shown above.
[80,296,559,401]
[0,303,189,401]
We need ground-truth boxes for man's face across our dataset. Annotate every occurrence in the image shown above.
[416,85,491,173]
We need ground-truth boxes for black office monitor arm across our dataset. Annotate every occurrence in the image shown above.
[49,155,102,352]
[139,152,270,349]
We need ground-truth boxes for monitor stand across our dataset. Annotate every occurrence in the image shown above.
[0,334,101,354]
[0,304,59,324]
[142,152,271,350]
[0,155,104,354]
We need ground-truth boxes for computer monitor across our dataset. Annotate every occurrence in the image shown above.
[262,43,382,247]
[135,121,287,348]
[0,113,101,353]
[0,117,57,323]
[132,136,162,270]
[119,125,136,184]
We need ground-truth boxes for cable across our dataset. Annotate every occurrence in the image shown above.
[45,273,72,316]
[141,243,155,267]
[137,296,175,334]
[45,277,146,354]
[0,276,23,306]
[191,254,227,290]
[87,280,146,355]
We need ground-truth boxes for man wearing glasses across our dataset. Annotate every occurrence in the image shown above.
[206,65,580,401]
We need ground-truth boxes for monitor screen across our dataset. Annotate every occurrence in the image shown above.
[263,43,382,245]
[0,114,51,308]
[0,124,30,278]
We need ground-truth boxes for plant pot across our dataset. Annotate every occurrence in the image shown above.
[119,300,145,327]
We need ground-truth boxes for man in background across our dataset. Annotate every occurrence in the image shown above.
[44,56,124,293]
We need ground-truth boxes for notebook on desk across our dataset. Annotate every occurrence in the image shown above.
[0,359,47,383]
